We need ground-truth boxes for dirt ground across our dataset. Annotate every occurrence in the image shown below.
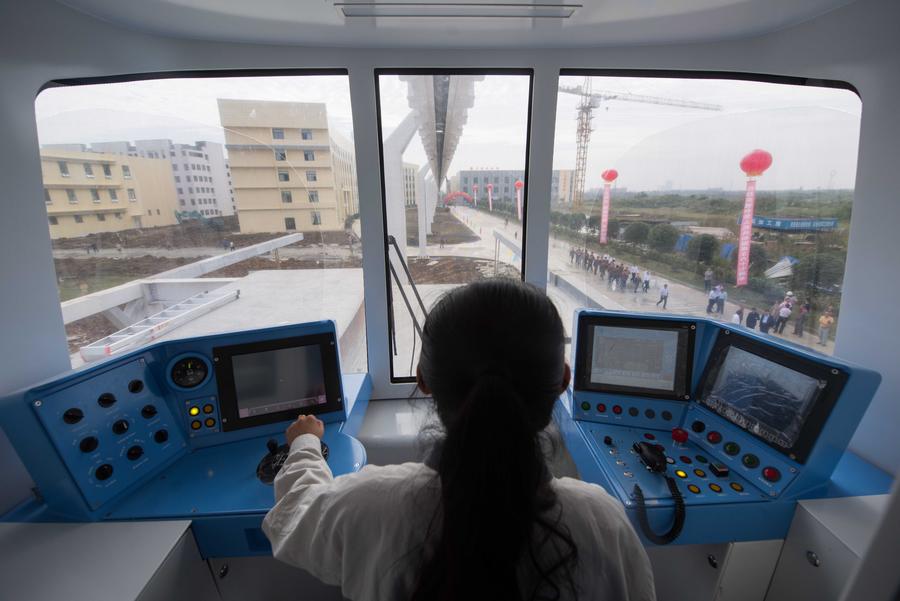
[408,256,519,284]
[406,206,479,246]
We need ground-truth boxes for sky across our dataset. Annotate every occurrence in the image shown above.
[35,73,861,192]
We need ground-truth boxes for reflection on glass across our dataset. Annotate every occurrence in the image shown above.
[34,75,366,372]
[377,73,531,378]
[550,75,861,356]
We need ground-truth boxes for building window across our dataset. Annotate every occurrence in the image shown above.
[74,214,83,223]
[90,189,101,203]
[274,148,287,161]
[308,190,319,203]
[173,164,178,171]
[83,164,94,178]
[97,213,106,222]
[301,129,313,140]
[102,164,112,178]
[127,188,137,201]
[58,161,69,177]
[179,200,185,206]
[303,150,315,161]
[66,189,77,204]
[156,209,161,215]
[184,163,189,170]
[311,211,322,226]
[272,128,285,140]
[115,212,123,220]
[109,189,118,202]
[44,189,51,204]
[188,187,194,193]
[122,165,132,178]
[284,217,296,230]
[174,176,180,183]
[306,170,317,182]
[278,169,290,182]
[48,216,58,225]
[281,191,293,203]
[177,188,183,194]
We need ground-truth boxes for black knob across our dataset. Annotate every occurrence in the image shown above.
[267,439,279,454]
[691,420,706,433]
[141,405,158,419]
[603,435,613,446]
[154,429,169,444]
[95,464,114,481]
[112,419,129,435]
[128,380,144,394]
[79,436,99,453]
[63,408,84,424]
[97,393,116,408]
[628,407,639,417]
[126,446,144,461]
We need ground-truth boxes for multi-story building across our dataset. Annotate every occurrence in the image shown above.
[454,168,575,203]
[217,99,358,233]
[91,140,235,218]
[402,162,420,207]
[41,149,179,238]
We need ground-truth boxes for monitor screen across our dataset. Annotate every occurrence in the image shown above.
[214,333,343,432]
[233,346,327,418]
[576,316,694,399]
[700,346,825,450]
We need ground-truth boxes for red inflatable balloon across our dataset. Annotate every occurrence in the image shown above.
[740,149,773,177]
[601,169,618,183]
[486,183,493,190]
[514,179,524,189]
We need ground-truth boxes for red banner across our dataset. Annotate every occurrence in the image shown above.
[599,183,611,244]
[516,188,522,221]
[487,185,493,211]
[736,179,756,286]
[472,184,478,208]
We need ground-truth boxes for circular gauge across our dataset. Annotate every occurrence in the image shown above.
[170,356,210,389]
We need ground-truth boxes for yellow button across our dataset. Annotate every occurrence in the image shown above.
[709,483,722,493]
[205,418,216,428]
[203,404,214,414]
[189,406,200,416]
[730,482,744,492]
[190,420,201,430]
[694,469,707,478]
[674,470,687,479]
[687,484,701,494]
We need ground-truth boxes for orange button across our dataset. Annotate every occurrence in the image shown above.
[203,404,214,414]
[709,483,722,493]
[205,418,216,428]
[687,484,701,494]
[190,420,201,430]
[694,469,707,478]
[730,482,744,492]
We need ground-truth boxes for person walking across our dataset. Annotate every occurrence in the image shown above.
[656,283,669,309]
[746,308,760,330]
[731,306,744,325]
[642,271,651,293]
[776,303,792,334]
[818,309,835,346]
[717,288,727,315]
[793,302,810,337]
[703,268,713,292]
[759,312,773,334]
[706,287,719,314]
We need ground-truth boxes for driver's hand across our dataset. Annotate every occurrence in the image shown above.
[286,414,324,445]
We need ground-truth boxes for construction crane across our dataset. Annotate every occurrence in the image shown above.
[561,77,723,207]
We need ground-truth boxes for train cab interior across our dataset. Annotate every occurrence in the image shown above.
[1,0,899,599]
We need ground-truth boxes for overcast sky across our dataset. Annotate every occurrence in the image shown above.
[35,74,861,192]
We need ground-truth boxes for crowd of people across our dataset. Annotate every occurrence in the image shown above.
[569,247,668,307]
[731,292,835,346]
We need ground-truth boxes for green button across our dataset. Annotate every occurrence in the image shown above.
[724,442,741,456]
[580,402,591,411]
[742,454,760,468]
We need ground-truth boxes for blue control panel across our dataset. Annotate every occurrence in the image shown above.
[558,309,883,545]
[0,321,371,556]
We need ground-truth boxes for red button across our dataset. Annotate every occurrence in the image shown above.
[679,455,693,464]
[672,428,689,444]
[706,431,722,444]
[596,403,607,413]
[612,405,623,415]
[643,433,656,440]
[762,467,781,482]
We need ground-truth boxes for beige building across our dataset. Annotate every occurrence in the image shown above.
[41,149,179,239]
[402,162,419,207]
[555,169,575,204]
[217,99,358,233]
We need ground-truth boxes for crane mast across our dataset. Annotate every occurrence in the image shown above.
[562,78,723,208]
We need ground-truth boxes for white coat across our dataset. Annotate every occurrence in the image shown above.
[263,433,656,601]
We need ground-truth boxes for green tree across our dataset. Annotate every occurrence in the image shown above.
[686,234,720,264]
[791,252,845,292]
[624,222,650,245]
[648,224,680,252]
[606,219,621,239]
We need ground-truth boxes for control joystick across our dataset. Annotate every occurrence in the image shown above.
[256,437,330,485]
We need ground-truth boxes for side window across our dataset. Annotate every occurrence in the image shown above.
[306,170,317,182]
[376,71,531,379]
[284,217,297,230]
[550,72,861,356]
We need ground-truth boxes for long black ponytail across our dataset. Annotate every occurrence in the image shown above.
[412,278,578,601]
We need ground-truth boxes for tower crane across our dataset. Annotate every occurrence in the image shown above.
[561,77,723,207]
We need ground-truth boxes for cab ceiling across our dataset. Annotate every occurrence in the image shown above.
[56,0,856,48]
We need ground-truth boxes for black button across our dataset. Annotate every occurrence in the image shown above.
[154,429,169,443]
[695,454,709,463]
[126,446,144,461]
[63,408,84,424]
[710,462,731,478]
[97,393,116,408]
[603,435,613,446]
[691,420,706,433]
[661,411,673,421]
[645,409,656,419]
[128,380,144,394]
[141,405,158,419]
[95,464,114,481]
[112,419,129,435]
[628,407,639,417]
[742,454,760,468]
[79,436,99,453]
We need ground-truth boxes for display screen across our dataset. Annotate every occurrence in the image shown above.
[590,326,681,393]
[700,346,825,449]
[233,346,327,418]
